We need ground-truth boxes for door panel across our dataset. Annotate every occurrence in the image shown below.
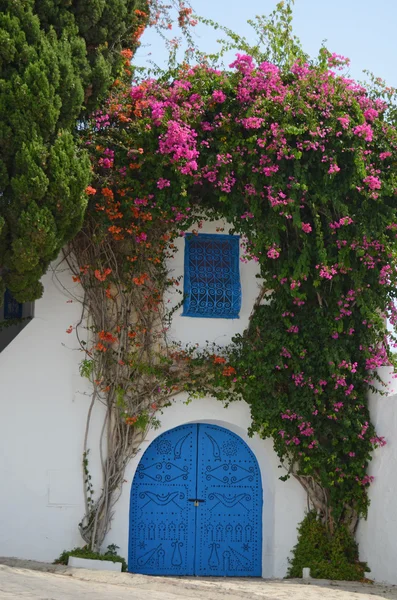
[195,424,262,576]
[129,423,262,577]
[129,424,198,575]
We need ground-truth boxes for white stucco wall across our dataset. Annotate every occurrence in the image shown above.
[357,367,397,584]
[2,221,397,582]
[0,262,105,562]
[0,222,308,577]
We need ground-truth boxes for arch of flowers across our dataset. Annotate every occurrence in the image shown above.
[67,38,397,578]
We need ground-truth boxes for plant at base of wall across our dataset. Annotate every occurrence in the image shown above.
[54,544,127,572]
[287,512,369,581]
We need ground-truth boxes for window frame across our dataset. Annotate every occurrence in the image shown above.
[182,233,242,319]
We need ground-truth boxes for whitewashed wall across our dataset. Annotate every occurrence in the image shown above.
[1,220,397,582]
[357,367,397,584]
[0,261,105,562]
[0,220,308,576]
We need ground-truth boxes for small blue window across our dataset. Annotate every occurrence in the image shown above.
[4,289,23,319]
[182,233,241,319]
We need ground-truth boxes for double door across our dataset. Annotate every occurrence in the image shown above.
[129,423,262,576]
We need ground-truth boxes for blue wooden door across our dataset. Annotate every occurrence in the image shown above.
[129,424,197,575]
[129,423,262,576]
[195,424,262,576]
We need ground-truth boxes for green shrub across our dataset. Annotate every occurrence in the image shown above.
[54,544,127,572]
[287,512,369,581]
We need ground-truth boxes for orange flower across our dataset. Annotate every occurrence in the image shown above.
[105,286,113,299]
[96,342,107,352]
[213,356,226,364]
[118,114,131,123]
[132,273,149,286]
[72,275,81,283]
[66,325,73,334]
[120,49,133,60]
[125,416,138,425]
[222,366,236,377]
[128,331,137,339]
[98,330,118,344]
[108,225,123,235]
[94,268,112,282]
[85,186,97,195]
[101,187,114,199]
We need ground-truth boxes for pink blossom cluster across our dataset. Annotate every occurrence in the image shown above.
[329,216,353,229]
[267,245,280,259]
[316,264,338,280]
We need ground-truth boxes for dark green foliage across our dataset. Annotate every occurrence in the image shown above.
[54,544,127,572]
[288,513,369,580]
[0,0,148,301]
[33,0,147,114]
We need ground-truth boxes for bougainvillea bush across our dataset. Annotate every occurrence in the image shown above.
[71,3,397,576]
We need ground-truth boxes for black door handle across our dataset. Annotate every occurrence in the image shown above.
[188,498,205,505]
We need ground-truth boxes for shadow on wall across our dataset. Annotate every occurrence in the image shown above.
[0,290,34,352]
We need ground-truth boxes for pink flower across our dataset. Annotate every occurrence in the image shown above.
[287,325,299,333]
[328,163,340,174]
[136,232,147,243]
[337,116,350,129]
[330,216,353,229]
[301,223,312,233]
[212,90,226,103]
[352,123,373,142]
[363,176,381,190]
[241,116,264,129]
[317,264,338,280]
[370,436,387,447]
[380,152,392,160]
[267,246,280,259]
[157,178,171,189]
[364,108,378,122]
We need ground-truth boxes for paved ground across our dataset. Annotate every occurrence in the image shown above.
[1,559,397,600]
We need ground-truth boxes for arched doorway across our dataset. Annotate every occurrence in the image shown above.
[129,423,263,576]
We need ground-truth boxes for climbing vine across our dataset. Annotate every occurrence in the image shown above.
[69,1,397,576]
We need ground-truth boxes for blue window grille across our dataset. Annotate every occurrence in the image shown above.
[4,289,23,320]
[182,233,241,319]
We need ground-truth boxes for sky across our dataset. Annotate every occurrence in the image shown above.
[135,0,397,87]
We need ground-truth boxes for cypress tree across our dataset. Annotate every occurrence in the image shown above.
[0,0,148,301]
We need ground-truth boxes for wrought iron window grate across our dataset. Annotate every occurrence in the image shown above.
[182,233,241,319]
